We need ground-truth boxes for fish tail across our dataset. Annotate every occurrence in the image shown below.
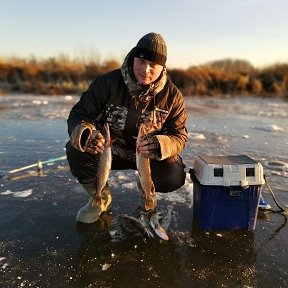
[92,196,101,207]
[144,198,155,211]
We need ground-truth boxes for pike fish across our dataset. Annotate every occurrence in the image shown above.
[92,123,112,207]
[119,214,154,238]
[136,124,156,211]
[118,212,169,241]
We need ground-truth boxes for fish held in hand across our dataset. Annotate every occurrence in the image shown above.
[136,125,156,211]
[92,123,112,207]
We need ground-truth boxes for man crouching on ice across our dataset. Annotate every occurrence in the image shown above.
[65,32,188,224]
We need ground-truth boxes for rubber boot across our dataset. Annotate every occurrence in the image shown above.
[76,183,112,224]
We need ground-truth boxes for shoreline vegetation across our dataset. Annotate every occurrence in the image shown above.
[0,55,287,98]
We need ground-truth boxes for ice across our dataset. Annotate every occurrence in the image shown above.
[0,257,8,270]
[156,174,193,208]
[1,263,8,269]
[1,95,288,287]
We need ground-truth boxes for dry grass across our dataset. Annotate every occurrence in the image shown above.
[0,55,287,97]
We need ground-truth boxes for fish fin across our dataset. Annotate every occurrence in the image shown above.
[110,138,116,145]
[138,213,154,238]
[101,123,111,141]
[91,198,98,207]
[154,227,169,241]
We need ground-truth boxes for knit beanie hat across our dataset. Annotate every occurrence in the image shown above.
[133,32,167,66]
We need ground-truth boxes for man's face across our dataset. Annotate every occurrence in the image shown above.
[133,57,164,85]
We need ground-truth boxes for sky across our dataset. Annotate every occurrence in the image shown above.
[1,0,287,69]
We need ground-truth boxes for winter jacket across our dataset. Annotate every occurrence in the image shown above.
[67,68,188,161]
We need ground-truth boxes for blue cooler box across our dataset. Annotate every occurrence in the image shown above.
[190,155,265,231]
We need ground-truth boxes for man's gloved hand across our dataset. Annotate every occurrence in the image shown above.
[137,135,160,159]
[84,130,105,155]
[70,123,105,154]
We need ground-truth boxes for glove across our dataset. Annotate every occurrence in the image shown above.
[137,135,160,160]
[70,123,105,154]
[85,130,105,155]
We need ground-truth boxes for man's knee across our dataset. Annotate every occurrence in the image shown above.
[151,157,186,192]
[155,171,186,192]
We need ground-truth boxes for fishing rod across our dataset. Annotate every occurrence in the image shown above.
[0,155,67,178]
[9,155,67,174]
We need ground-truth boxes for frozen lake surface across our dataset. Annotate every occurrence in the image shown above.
[0,94,288,287]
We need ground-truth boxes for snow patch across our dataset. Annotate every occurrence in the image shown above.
[254,124,284,132]
[1,189,33,198]
[188,132,206,140]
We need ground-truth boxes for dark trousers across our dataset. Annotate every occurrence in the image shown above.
[66,142,186,192]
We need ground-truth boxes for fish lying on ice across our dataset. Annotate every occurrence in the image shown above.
[136,124,156,211]
[92,123,112,207]
[118,211,169,241]
[118,214,154,238]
